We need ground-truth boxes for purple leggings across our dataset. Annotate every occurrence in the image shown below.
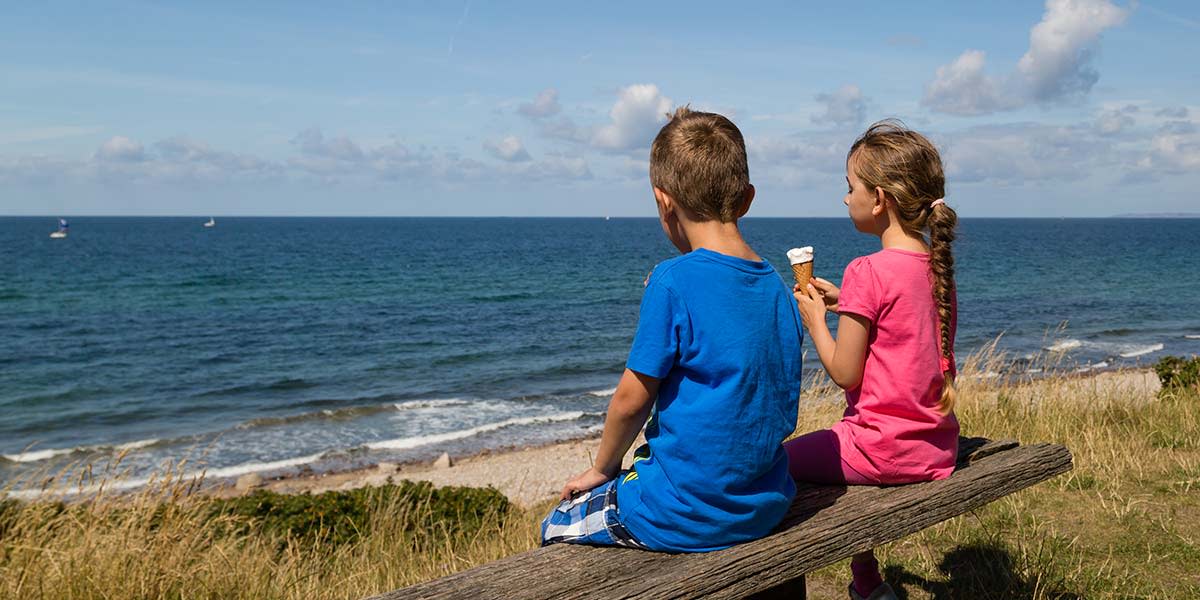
[783,428,876,485]
[785,428,884,594]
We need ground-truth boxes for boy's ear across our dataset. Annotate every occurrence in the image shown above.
[653,187,675,217]
[735,184,755,218]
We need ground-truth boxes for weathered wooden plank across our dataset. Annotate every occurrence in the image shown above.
[371,439,1071,600]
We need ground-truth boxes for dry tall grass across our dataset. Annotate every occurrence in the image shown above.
[2,341,1197,599]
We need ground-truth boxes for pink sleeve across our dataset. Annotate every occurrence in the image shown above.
[838,256,880,322]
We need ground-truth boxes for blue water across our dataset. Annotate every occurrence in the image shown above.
[2,217,1198,489]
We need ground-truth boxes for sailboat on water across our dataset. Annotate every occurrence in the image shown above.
[49,218,69,239]
[203,217,216,228]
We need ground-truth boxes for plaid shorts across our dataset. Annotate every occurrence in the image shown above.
[540,476,646,549]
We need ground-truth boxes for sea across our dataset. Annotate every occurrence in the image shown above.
[2,217,1198,492]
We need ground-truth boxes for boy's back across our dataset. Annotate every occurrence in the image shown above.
[543,107,801,555]
[621,248,803,552]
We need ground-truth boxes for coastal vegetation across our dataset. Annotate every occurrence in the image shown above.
[1,351,1197,599]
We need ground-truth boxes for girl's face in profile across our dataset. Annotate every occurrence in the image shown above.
[844,158,880,234]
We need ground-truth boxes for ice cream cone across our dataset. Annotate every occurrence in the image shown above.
[786,246,814,286]
[790,261,813,286]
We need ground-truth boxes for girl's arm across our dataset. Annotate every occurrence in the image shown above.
[559,368,659,499]
[795,283,871,390]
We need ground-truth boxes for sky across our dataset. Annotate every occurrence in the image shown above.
[2,0,1198,217]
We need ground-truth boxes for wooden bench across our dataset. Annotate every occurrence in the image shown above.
[372,437,1072,600]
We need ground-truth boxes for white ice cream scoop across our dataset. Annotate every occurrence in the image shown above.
[786,247,814,264]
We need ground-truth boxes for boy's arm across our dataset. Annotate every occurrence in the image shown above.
[559,368,659,500]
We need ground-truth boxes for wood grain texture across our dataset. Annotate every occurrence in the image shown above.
[370,438,1071,600]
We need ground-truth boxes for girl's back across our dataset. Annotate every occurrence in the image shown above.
[836,247,958,483]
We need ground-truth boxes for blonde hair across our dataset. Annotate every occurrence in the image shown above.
[849,120,958,413]
[649,106,749,223]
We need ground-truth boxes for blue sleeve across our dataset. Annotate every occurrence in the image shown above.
[625,278,683,379]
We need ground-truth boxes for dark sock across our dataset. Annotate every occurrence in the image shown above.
[850,553,883,598]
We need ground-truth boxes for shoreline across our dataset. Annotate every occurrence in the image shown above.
[206,366,1161,508]
[208,429,632,508]
[2,366,1163,507]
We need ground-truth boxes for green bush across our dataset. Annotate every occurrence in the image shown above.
[1154,355,1200,392]
[206,480,510,549]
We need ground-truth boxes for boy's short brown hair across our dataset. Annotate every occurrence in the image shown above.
[649,106,750,223]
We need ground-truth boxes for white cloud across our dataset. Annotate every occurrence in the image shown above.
[923,0,1129,116]
[592,84,673,151]
[1094,104,1138,135]
[923,50,1020,116]
[155,136,277,180]
[1018,0,1129,102]
[1141,121,1200,173]
[291,128,364,161]
[539,116,589,144]
[517,88,561,118]
[95,136,146,162]
[940,122,1116,183]
[811,84,867,127]
[1156,106,1189,119]
[516,154,591,180]
[483,136,532,162]
[1094,111,1133,135]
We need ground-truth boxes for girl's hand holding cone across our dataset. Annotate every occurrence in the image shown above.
[809,277,840,312]
[793,282,827,332]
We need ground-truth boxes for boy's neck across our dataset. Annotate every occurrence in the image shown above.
[680,219,761,261]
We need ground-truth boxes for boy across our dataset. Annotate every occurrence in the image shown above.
[541,107,804,552]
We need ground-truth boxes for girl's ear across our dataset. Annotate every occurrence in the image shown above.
[872,186,888,217]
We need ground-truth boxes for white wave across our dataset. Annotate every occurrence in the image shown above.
[1185,334,1200,340]
[1075,361,1110,373]
[393,398,470,410]
[584,387,619,397]
[2,437,162,464]
[1118,343,1164,358]
[200,452,327,479]
[2,447,77,463]
[367,412,588,451]
[1044,339,1082,353]
[2,451,329,500]
[115,438,160,451]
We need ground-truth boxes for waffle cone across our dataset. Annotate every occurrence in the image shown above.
[790,261,813,285]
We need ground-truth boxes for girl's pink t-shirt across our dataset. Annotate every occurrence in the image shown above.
[832,248,959,484]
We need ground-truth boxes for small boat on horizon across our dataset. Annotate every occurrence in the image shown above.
[49,218,69,239]
[203,217,216,228]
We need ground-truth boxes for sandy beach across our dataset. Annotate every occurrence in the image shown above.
[235,433,642,508]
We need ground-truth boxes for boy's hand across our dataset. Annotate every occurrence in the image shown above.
[794,282,828,332]
[809,277,840,312]
[560,466,614,500]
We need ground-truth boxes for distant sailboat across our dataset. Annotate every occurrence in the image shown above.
[49,218,69,239]
[203,217,216,228]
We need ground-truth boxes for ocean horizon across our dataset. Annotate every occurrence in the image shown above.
[3,216,1198,492]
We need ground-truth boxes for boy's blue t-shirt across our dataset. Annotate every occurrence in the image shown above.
[617,248,804,552]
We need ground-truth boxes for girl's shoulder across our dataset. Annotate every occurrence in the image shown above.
[845,249,933,295]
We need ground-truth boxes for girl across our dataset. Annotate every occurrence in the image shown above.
[790,120,959,600]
